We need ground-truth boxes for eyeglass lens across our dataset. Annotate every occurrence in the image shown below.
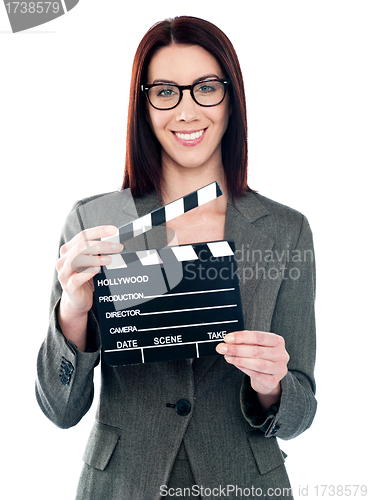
[148,81,226,109]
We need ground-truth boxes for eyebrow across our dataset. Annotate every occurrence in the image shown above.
[152,74,222,85]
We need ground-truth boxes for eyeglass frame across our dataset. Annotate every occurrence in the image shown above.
[141,78,231,110]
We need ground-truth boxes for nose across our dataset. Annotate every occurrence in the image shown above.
[176,89,199,122]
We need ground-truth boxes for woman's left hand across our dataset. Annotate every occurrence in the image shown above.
[215,330,290,399]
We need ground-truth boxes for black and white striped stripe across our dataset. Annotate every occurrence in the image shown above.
[102,181,222,248]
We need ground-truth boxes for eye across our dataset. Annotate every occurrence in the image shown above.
[197,84,216,94]
[194,80,223,95]
[155,85,179,98]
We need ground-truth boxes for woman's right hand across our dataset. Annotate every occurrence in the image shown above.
[56,225,123,351]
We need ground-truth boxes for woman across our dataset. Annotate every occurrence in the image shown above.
[36,16,317,499]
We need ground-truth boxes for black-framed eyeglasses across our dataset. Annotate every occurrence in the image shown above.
[141,78,231,110]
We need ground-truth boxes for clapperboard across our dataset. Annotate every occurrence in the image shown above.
[93,182,244,366]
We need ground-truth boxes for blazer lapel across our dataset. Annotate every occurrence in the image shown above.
[123,191,167,252]
[191,355,220,382]
[224,194,275,311]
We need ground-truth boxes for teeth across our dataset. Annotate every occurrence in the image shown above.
[175,129,205,141]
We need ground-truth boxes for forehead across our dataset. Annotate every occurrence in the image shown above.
[147,44,224,84]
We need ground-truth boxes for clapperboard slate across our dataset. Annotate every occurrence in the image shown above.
[93,182,244,366]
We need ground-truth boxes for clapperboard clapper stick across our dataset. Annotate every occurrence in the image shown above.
[93,181,244,366]
[102,181,223,270]
[102,180,223,244]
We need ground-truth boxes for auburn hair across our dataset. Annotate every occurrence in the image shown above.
[123,16,251,198]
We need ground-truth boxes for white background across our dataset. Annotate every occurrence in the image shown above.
[1,1,368,498]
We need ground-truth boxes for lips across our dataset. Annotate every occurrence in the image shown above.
[172,128,207,146]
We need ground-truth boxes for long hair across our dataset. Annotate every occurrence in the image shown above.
[123,16,251,198]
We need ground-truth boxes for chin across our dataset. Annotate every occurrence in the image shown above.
[175,159,211,171]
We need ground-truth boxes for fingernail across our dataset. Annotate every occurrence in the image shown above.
[111,243,123,251]
[224,355,234,362]
[216,344,227,354]
[106,226,118,235]
[224,334,234,343]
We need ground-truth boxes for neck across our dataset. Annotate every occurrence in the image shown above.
[160,162,227,207]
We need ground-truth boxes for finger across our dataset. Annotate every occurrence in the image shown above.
[224,354,288,381]
[71,253,112,272]
[76,240,123,257]
[223,330,284,348]
[60,225,119,255]
[224,355,278,375]
[216,343,283,362]
[65,239,122,261]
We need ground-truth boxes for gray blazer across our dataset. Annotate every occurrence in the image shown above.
[36,189,317,499]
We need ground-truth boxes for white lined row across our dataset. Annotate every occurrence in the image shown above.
[139,304,237,316]
[105,240,234,270]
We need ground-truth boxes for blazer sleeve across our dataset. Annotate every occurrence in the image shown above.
[240,215,317,440]
[35,203,102,429]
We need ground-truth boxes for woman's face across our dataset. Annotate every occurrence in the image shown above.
[146,44,231,176]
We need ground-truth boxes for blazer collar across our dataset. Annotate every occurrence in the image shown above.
[122,190,163,252]
[231,191,270,223]
[135,190,161,218]
[133,189,271,222]
[132,189,271,237]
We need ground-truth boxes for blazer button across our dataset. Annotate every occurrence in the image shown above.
[175,399,191,416]
[60,358,74,386]
[270,423,280,436]
[64,363,73,374]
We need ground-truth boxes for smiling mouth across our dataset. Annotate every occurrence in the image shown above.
[173,129,206,141]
